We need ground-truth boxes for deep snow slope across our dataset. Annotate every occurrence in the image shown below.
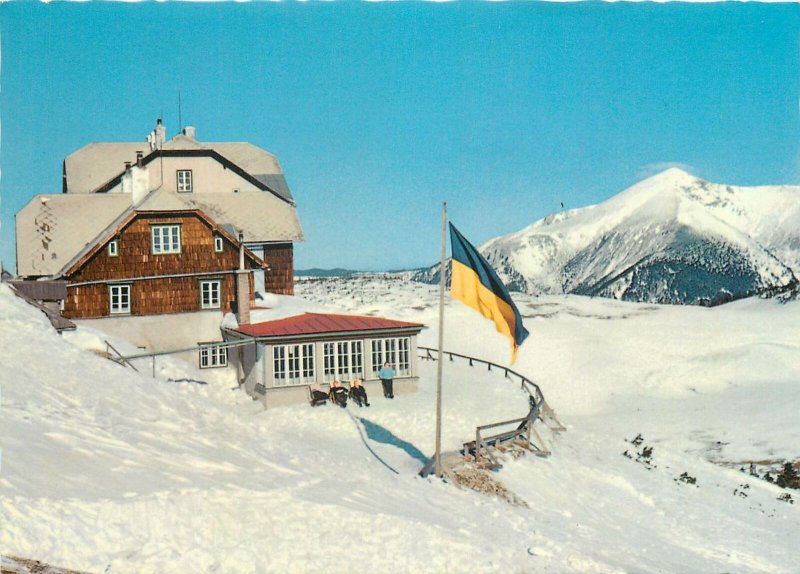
[2,278,800,574]
[416,169,800,305]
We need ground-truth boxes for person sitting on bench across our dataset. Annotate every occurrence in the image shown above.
[308,384,328,406]
[350,378,370,407]
[329,380,348,408]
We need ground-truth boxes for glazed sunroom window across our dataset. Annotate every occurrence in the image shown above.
[273,344,315,386]
[371,337,411,376]
[323,340,363,382]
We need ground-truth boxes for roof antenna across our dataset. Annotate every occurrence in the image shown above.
[178,89,182,132]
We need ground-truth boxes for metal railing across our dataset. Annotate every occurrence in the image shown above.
[105,340,139,372]
[418,345,564,464]
[418,346,545,408]
[109,339,256,378]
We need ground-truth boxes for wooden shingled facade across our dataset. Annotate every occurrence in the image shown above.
[63,212,261,319]
[262,243,294,295]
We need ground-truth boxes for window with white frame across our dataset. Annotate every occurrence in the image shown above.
[274,345,286,381]
[324,340,363,382]
[371,337,411,376]
[385,338,397,371]
[350,340,363,378]
[288,347,300,381]
[199,343,228,368]
[107,239,119,257]
[200,279,221,309]
[214,236,224,253]
[371,339,383,377]
[336,342,350,378]
[324,342,336,382]
[109,284,131,314]
[397,337,411,376]
[301,344,315,380]
[151,224,181,254]
[273,344,315,386]
[177,170,193,192]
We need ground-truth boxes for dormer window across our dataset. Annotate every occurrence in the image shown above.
[177,170,193,193]
[107,239,119,257]
[214,236,224,253]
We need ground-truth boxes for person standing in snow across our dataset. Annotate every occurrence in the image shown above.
[379,362,395,399]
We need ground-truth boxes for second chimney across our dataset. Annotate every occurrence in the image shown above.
[235,232,250,326]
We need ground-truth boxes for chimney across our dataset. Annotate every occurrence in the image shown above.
[136,151,144,167]
[148,119,167,151]
[238,232,245,271]
[236,231,250,325]
[182,126,196,140]
[121,165,149,205]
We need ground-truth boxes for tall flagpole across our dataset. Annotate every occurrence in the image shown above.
[435,202,447,478]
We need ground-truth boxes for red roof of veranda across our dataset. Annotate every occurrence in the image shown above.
[233,312,425,338]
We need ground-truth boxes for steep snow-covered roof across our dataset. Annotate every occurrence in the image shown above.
[138,188,304,243]
[16,187,303,279]
[15,194,132,277]
[64,134,294,202]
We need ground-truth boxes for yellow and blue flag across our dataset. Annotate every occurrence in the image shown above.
[449,223,529,362]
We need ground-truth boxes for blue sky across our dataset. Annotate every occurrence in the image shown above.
[1,3,798,272]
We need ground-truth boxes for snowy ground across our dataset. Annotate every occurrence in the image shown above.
[1,276,798,573]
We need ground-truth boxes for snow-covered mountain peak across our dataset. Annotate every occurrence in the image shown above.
[421,170,800,305]
[648,166,699,183]
[631,167,702,194]
[602,168,702,215]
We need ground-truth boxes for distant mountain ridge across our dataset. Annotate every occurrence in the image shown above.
[414,168,800,305]
[295,268,361,278]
